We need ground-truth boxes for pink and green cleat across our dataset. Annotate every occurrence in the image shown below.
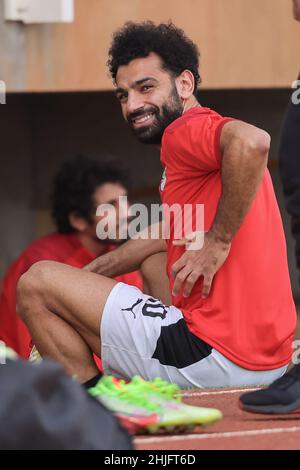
[89,375,222,434]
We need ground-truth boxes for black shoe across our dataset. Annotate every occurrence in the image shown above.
[240,364,300,414]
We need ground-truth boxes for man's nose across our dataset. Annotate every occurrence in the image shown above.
[126,92,144,116]
[116,199,130,218]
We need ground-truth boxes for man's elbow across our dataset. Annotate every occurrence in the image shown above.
[246,130,271,163]
[257,130,271,155]
[252,129,271,158]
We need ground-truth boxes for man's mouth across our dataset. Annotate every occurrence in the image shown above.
[130,112,156,128]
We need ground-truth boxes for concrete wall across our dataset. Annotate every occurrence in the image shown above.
[0,0,299,91]
[0,1,25,90]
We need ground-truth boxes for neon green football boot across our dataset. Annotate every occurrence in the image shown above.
[89,375,222,434]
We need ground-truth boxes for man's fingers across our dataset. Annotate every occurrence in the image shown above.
[172,267,192,296]
[202,273,213,299]
[173,233,198,246]
[170,256,186,278]
[183,272,200,298]
[172,239,187,246]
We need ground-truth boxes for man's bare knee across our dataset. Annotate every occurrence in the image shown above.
[16,261,54,319]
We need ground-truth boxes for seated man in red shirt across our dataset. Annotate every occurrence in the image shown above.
[17,23,296,389]
[0,155,142,358]
[239,0,300,415]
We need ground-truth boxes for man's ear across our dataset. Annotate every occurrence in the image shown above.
[175,70,195,100]
[68,212,89,232]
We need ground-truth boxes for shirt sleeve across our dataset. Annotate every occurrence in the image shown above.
[186,115,234,172]
[162,112,234,175]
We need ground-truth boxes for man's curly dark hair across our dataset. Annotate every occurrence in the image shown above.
[108,21,201,96]
[52,155,129,234]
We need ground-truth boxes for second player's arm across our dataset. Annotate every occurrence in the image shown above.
[84,222,167,277]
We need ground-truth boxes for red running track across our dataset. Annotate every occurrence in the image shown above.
[134,387,300,450]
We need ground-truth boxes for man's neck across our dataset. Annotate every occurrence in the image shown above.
[156,97,201,150]
[182,96,201,114]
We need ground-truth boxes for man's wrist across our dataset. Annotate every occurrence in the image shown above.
[84,251,114,275]
[98,250,118,276]
[210,225,232,245]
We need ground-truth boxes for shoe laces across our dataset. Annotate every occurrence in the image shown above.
[129,376,181,401]
[89,375,181,412]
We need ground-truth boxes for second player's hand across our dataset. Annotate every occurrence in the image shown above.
[171,231,231,299]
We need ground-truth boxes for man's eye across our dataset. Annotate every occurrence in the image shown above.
[117,94,127,102]
[141,85,152,92]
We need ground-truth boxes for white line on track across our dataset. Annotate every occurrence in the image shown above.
[135,426,300,445]
[179,387,261,398]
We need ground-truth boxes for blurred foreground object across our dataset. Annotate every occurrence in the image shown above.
[0,358,132,450]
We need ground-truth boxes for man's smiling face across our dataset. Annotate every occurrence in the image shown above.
[115,52,183,145]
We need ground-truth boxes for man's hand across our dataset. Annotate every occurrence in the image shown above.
[171,230,231,299]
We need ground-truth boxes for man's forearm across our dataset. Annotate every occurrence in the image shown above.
[211,121,270,243]
[84,223,167,276]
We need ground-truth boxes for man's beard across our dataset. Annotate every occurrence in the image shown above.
[95,218,132,245]
[128,85,184,145]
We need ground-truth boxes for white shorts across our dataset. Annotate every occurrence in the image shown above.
[100,283,288,389]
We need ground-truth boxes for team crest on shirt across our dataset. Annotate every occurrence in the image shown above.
[160,168,167,192]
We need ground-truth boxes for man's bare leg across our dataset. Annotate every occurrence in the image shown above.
[17,253,171,383]
[141,252,171,305]
[17,260,117,383]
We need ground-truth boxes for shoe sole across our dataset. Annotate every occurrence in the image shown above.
[117,409,223,435]
[240,400,300,415]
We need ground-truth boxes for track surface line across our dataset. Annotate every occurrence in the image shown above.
[135,426,300,445]
[180,387,261,398]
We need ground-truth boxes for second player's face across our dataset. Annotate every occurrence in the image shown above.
[91,182,129,244]
[115,52,184,145]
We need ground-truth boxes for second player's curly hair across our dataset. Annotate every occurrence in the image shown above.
[52,155,129,234]
[108,21,201,96]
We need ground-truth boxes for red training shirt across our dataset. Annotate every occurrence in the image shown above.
[160,107,297,371]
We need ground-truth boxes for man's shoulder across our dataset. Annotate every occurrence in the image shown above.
[161,108,227,158]
[25,232,68,250]
[163,107,223,136]
[2,233,80,284]
[162,108,226,150]
[22,233,79,261]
